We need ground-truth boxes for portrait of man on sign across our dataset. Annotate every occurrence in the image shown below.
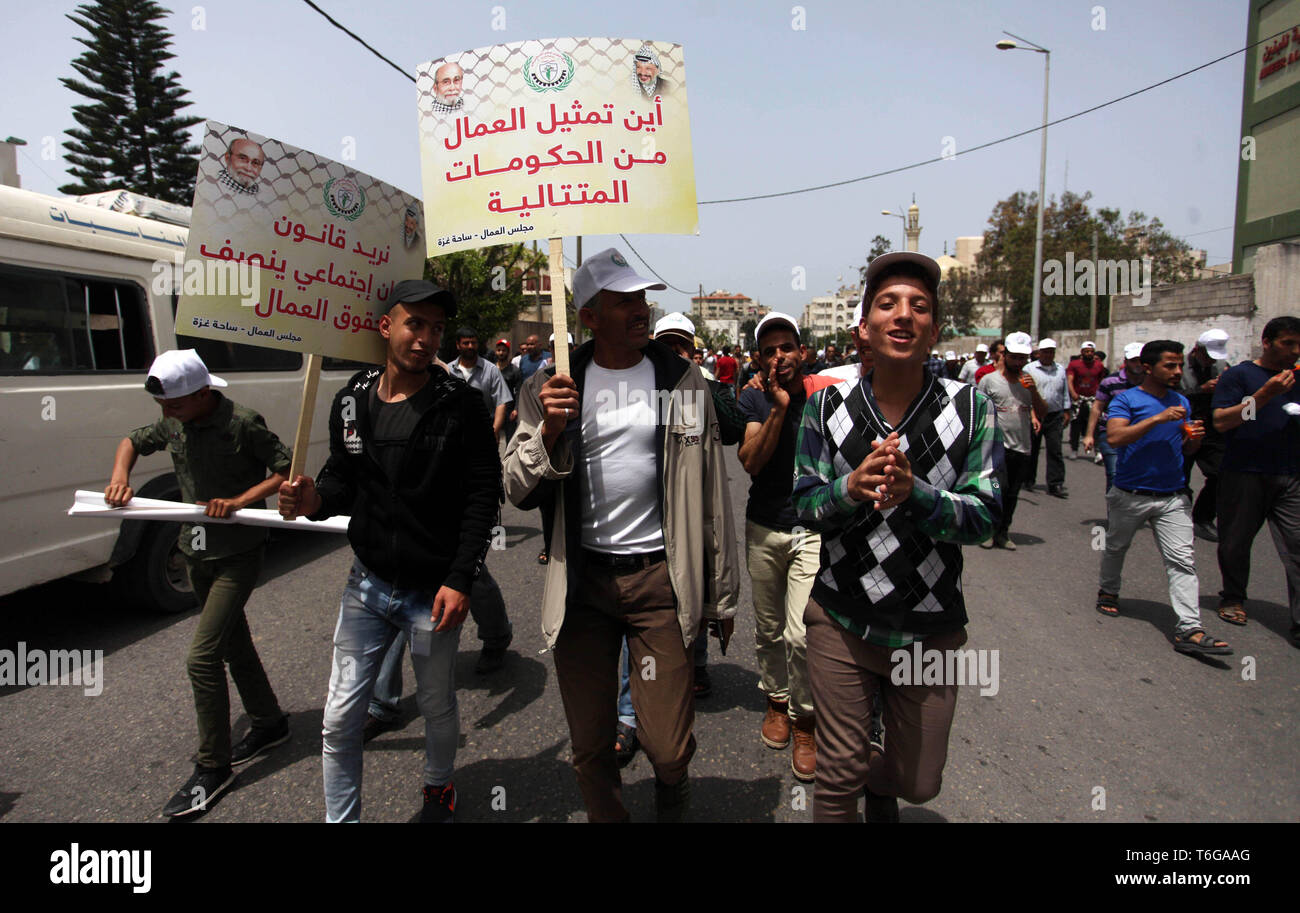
[630,43,673,98]
[218,136,265,195]
[402,204,421,250]
[430,61,465,113]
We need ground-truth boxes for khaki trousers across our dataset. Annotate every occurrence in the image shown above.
[805,596,965,822]
[746,519,820,719]
[554,558,695,822]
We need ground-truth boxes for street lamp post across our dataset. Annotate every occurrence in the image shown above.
[996,31,1050,343]
[881,208,906,251]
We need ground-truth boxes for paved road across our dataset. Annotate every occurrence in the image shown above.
[1,446,1295,822]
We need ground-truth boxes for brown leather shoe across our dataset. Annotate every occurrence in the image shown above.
[791,716,815,782]
[761,697,791,749]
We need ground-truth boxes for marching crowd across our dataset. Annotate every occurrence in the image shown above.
[103,248,1299,823]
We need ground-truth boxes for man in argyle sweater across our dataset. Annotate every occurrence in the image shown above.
[793,252,1004,823]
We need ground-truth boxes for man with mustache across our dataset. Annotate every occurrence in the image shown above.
[504,248,739,822]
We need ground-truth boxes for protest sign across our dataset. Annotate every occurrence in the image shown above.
[416,38,698,371]
[174,121,426,365]
[416,38,697,252]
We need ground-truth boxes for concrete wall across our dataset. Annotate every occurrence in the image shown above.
[1109,272,1256,362]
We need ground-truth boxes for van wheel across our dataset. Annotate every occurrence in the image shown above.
[114,522,197,614]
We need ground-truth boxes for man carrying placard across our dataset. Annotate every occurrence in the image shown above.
[279,279,500,823]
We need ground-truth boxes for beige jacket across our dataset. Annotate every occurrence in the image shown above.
[503,339,740,649]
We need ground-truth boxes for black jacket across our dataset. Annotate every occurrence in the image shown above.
[310,366,500,593]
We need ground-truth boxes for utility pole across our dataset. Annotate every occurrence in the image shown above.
[1089,228,1098,338]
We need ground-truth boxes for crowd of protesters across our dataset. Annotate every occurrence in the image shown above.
[103,246,1298,823]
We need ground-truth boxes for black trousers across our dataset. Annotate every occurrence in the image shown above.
[997,449,1031,538]
[1215,470,1300,625]
[1183,436,1224,526]
[1069,400,1093,451]
[1028,410,1066,489]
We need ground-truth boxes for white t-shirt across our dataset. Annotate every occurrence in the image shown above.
[579,357,664,554]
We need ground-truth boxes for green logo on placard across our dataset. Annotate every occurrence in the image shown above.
[324,177,366,222]
[524,51,576,93]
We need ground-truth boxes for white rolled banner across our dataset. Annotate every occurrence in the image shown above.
[67,490,349,534]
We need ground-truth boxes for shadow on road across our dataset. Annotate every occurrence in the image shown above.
[0,530,350,697]
[694,661,766,715]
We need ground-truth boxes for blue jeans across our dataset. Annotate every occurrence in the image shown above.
[618,632,707,727]
[368,568,510,721]
[322,559,461,823]
[1096,426,1118,492]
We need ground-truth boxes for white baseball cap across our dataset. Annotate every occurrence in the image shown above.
[944,350,956,360]
[1038,337,1058,350]
[144,349,226,399]
[654,311,696,341]
[1005,332,1033,355]
[755,311,800,343]
[572,247,666,311]
[1081,340,1097,350]
[848,302,863,327]
[975,343,989,353]
[1197,329,1229,360]
[1124,342,1144,361]
[548,332,574,345]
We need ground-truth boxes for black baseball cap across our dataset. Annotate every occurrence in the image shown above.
[863,252,941,305]
[388,279,456,319]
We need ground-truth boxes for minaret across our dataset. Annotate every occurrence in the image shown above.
[905,194,921,252]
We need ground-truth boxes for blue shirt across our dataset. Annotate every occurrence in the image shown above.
[1109,386,1191,492]
[519,350,551,381]
[1211,360,1300,476]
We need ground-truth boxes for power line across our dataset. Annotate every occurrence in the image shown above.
[699,23,1297,205]
[300,0,415,84]
[619,234,694,295]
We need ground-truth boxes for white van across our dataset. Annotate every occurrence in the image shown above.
[0,185,360,612]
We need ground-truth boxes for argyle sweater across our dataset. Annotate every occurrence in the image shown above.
[792,373,1003,643]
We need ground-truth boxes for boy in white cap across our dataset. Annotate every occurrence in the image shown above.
[104,349,292,817]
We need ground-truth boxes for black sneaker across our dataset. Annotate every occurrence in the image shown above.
[230,714,290,766]
[1048,486,1069,499]
[363,713,399,743]
[863,787,899,823]
[162,765,236,817]
[475,636,512,675]
[420,782,456,823]
[654,774,691,823]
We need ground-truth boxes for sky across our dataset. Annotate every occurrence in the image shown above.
[2,0,1254,316]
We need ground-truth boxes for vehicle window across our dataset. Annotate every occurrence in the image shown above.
[172,296,302,371]
[322,356,379,371]
[0,263,154,373]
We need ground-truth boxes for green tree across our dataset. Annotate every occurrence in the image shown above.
[975,190,1198,336]
[937,265,982,338]
[857,234,893,283]
[425,243,551,356]
[59,0,202,204]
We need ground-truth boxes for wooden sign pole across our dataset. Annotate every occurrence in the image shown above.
[288,352,323,481]
[548,237,570,375]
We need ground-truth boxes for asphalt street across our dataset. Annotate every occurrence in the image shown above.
[1,445,1296,823]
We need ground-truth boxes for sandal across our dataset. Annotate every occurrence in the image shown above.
[537,550,549,565]
[614,721,638,768]
[1096,590,1119,617]
[1216,605,1247,626]
[1173,629,1232,655]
